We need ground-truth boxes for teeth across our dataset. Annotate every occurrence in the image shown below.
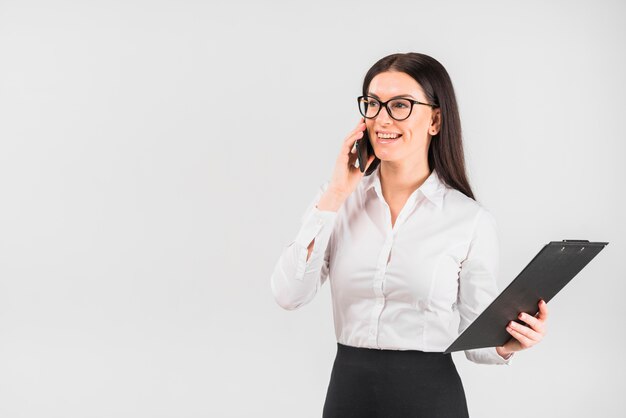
[378,133,400,139]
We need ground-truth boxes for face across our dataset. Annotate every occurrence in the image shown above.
[365,71,441,166]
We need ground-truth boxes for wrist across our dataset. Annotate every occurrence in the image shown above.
[317,188,347,212]
[496,346,514,359]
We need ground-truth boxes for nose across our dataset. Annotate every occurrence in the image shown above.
[375,104,393,125]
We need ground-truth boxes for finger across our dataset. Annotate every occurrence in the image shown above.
[518,312,545,334]
[537,299,549,321]
[506,324,535,348]
[340,119,367,155]
[345,120,366,141]
[509,320,542,342]
[342,130,364,154]
[344,124,365,144]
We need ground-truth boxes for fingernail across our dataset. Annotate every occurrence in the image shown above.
[518,313,523,319]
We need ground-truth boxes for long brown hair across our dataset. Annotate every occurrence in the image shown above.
[362,52,475,200]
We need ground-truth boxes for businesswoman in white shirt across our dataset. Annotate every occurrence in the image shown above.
[270,52,548,417]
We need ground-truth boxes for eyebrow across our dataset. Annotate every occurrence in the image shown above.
[368,93,416,100]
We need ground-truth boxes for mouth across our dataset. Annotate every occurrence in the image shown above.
[376,131,402,144]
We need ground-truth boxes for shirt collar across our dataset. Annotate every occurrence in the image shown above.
[363,164,446,209]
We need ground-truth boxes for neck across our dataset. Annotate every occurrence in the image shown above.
[379,159,431,200]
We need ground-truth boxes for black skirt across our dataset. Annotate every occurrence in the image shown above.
[323,342,470,418]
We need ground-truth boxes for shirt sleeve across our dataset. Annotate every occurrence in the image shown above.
[457,207,514,365]
[270,181,338,310]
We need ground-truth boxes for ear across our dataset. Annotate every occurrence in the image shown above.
[429,108,442,136]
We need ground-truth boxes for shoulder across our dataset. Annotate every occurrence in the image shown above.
[442,187,497,230]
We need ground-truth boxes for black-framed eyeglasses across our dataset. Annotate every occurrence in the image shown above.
[357,95,439,121]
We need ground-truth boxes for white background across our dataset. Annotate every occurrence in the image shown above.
[0,0,624,417]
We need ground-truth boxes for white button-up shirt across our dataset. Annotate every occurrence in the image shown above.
[271,165,513,365]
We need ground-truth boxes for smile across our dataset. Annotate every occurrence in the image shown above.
[376,132,402,144]
[377,132,402,139]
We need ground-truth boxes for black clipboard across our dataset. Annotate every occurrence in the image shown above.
[444,240,608,354]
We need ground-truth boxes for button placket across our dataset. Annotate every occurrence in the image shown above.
[368,232,394,348]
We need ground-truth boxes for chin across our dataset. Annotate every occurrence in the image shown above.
[372,148,398,161]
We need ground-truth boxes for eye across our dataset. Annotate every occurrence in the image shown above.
[391,101,408,109]
[367,101,380,108]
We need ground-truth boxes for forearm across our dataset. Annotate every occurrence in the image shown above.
[316,188,347,212]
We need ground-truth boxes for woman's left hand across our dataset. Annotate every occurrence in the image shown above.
[496,299,548,358]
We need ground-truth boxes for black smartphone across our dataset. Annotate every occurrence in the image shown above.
[355,128,379,175]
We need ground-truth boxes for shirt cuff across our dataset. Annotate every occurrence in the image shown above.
[464,346,515,365]
[293,206,338,280]
[492,346,514,365]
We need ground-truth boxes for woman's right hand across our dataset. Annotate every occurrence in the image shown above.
[318,118,376,211]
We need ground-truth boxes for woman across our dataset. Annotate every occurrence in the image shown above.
[270,52,548,417]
